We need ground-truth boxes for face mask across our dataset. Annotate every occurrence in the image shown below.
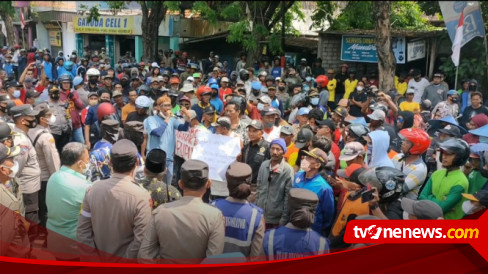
[310,97,319,105]
[462,200,481,215]
[89,78,98,85]
[152,110,158,116]
[303,85,310,92]
[469,85,477,91]
[100,99,111,103]
[264,122,274,128]
[80,160,90,175]
[25,119,37,129]
[356,86,363,92]
[5,161,19,178]
[48,115,56,125]
[252,90,260,96]
[50,93,60,100]
[300,159,311,172]
[451,98,458,103]
[89,99,98,106]
[0,106,7,113]
[257,103,264,111]
[403,211,410,220]
[13,90,20,98]
[278,86,285,91]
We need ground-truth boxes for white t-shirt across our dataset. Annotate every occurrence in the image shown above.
[408,78,430,103]
[263,126,281,143]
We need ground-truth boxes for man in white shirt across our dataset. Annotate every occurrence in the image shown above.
[407,69,430,103]
[262,107,282,142]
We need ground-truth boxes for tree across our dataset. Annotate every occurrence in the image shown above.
[0,1,16,47]
[373,1,395,92]
[107,1,126,16]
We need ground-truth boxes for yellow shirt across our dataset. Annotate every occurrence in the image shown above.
[395,76,408,95]
[399,101,420,113]
[284,143,299,167]
[121,103,136,122]
[327,78,337,102]
[344,79,358,99]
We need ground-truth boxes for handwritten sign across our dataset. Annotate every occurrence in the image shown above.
[73,16,134,35]
[175,128,201,160]
[191,132,241,196]
[341,35,405,63]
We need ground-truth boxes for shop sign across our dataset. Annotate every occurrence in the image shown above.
[73,16,134,35]
[341,35,406,64]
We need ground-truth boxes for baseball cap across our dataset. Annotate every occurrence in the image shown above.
[280,124,294,135]
[10,105,40,118]
[406,88,415,95]
[193,73,201,78]
[247,120,263,130]
[179,96,191,103]
[316,119,336,132]
[437,124,461,138]
[26,89,41,99]
[367,109,386,121]
[221,77,229,82]
[339,142,365,161]
[0,143,21,164]
[211,116,231,129]
[34,103,54,117]
[433,73,442,78]
[262,107,281,117]
[303,148,328,164]
[401,198,444,220]
[295,128,314,149]
[336,163,367,184]
[334,106,348,117]
[236,80,245,86]
[181,159,209,184]
[298,107,310,116]
[202,105,216,115]
[4,81,22,89]
[258,95,272,105]
[73,76,84,86]
[447,90,457,96]
[112,90,123,97]
[462,190,488,206]
[188,110,197,121]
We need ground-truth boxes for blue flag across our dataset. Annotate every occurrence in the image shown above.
[439,1,485,46]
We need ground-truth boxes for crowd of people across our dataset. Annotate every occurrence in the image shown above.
[0,44,487,263]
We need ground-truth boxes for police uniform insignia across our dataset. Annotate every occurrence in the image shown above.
[49,138,55,144]
[385,180,396,191]
[260,147,265,154]
[19,145,28,155]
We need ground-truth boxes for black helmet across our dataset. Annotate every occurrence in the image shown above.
[229,96,246,114]
[138,84,151,95]
[239,69,250,81]
[265,75,275,82]
[347,124,370,145]
[358,167,405,203]
[438,138,470,167]
[0,123,12,140]
[58,73,73,83]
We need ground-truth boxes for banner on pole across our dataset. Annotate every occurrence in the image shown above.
[439,1,485,46]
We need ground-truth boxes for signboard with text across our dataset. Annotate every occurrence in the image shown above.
[73,16,134,35]
[407,40,426,62]
[49,30,61,47]
[341,35,406,64]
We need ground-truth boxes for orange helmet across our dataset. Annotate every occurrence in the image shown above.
[398,128,431,155]
[170,77,180,85]
[316,75,329,87]
[196,85,212,100]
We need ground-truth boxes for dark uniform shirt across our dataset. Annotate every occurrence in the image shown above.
[349,90,368,117]
[126,112,149,123]
[241,139,270,185]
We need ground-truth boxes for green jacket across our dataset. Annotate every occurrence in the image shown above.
[419,169,468,220]
[468,170,488,194]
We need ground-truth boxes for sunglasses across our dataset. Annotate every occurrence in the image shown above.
[397,117,404,123]
[160,104,172,107]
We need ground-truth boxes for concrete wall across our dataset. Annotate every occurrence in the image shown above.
[62,22,76,55]
[35,23,50,52]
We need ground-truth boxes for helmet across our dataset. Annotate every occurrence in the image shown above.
[138,84,151,95]
[97,102,116,121]
[208,78,218,85]
[315,75,329,87]
[358,167,405,203]
[64,61,74,70]
[251,81,262,91]
[210,84,219,90]
[265,75,275,82]
[169,78,180,85]
[258,70,267,77]
[87,68,100,77]
[239,69,250,81]
[58,73,73,83]
[0,123,12,140]
[398,128,431,155]
[135,95,151,108]
[200,86,212,96]
[347,123,370,138]
[438,138,470,167]
[369,103,388,114]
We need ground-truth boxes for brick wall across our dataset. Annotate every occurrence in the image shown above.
[318,33,377,77]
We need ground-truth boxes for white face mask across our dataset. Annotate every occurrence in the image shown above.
[257,103,264,111]
[80,160,90,175]
[300,158,311,172]
[48,115,56,125]
[357,86,364,92]
[152,110,158,116]
[462,200,482,215]
[6,161,19,178]
[403,211,410,220]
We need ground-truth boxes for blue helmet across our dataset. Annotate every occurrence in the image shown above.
[251,81,262,91]
[64,60,74,70]
[211,84,219,90]
[208,78,218,85]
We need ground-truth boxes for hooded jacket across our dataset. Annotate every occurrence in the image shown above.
[367,130,394,168]
[463,113,488,144]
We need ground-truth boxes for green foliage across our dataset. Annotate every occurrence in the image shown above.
[329,1,430,30]
[165,1,182,12]
[438,39,487,88]
[192,1,218,23]
[0,1,15,16]
[221,2,244,21]
[107,1,126,15]
[310,1,337,30]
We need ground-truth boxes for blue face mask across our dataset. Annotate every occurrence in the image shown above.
[311,97,319,105]
[480,136,488,144]
[13,90,20,98]
[303,84,310,92]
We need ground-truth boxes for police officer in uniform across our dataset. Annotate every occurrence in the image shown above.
[135,148,181,209]
[0,143,30,257]
[138,160,225,264]
[10,105,42,243]
[264,188,329,260]
[28,103,60,231]
[240,120,270,202]
[211,162,265,260]
[47,85,71,154]
[77,140,151,261]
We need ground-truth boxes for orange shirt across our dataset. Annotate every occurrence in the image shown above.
[284,143,299,167]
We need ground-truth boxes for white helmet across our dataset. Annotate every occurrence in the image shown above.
[258,70,267,77]
[86,68,100,77]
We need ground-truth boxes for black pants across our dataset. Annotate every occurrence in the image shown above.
[23,191,40,243]
[38,181,48,232]
[53,132,70,155]
[172,155,185,190]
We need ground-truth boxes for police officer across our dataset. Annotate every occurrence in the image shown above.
[47,85,71,154]
[10,104,42,242]
[0,143,30,257]
[0,94,14,123]
[138,160,225,263]
[135,148,181,209]
[77,140,151,261]
[240,120,270,202]
[211,162,265,260]
[264,188,329,260]
[28,103,60,231]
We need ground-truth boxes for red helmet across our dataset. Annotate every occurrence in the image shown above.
[399,128,431,155]
[316,75,329,87]
[170,77,180,85]
[97,102,116,121]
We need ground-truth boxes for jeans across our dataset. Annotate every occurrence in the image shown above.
[70,127,85,144]
[166,159,174,186]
